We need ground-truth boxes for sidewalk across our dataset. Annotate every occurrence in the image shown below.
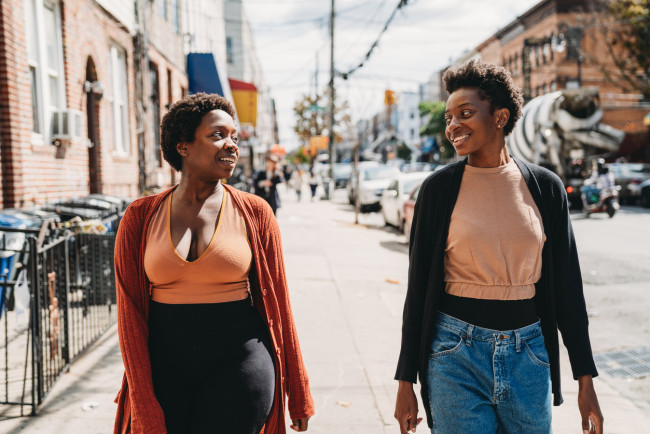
[2,186,648,433]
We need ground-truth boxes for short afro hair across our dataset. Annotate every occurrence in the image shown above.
[160,93,236,171]
[443,60,523,136]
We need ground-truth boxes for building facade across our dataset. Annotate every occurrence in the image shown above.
[139,0,188,191]
[0,0,141,208]
[0,0,189,208]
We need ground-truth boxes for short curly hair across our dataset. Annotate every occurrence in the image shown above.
[443,60,523,136]
[160,93,236,171]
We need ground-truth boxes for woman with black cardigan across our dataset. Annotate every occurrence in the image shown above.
[394,61,603,433]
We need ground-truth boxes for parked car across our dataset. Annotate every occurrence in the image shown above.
[333,163,352,189]
[607,163,650,204]
[380,171,430,230]
[401,162,439,173]
[640,178,650,208]
[347,161,380,204]
[347,165,401,212]
[402,183,423,243]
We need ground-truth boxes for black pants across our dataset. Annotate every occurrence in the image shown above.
[149,298,275,434]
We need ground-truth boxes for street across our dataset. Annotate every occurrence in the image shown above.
[2,185,649,433]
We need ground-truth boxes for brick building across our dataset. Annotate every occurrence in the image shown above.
[0,0,188,208]
[474,0,649,160]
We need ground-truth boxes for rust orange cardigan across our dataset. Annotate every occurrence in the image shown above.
[113,184,314,433]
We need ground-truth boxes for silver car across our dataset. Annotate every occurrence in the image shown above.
[380,172,430,230]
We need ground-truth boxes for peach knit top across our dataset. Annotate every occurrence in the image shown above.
[144,190,252,304]
[444,159,546,300]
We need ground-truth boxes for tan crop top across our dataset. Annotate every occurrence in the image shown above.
[144,190,252,304]
[444,159,546,300]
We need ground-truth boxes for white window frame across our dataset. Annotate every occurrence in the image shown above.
[24,0,66,146]
[109,43,130,155]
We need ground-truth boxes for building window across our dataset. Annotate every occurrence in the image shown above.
[171,0,179,33]
[159,0,168,20]
[150,62,161,166]
[24,0,65,142]
[110,44,130,154]
[166,68,174,111]
[226,37,234,64]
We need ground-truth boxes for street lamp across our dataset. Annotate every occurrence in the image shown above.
[554,24,584,89]
[522,25,584,102]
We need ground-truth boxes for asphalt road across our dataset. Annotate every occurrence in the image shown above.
[569,205,650,413]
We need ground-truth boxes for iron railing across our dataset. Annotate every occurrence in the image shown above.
[0,218,118,417]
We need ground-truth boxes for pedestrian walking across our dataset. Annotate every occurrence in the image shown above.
[307,165,321,201]
[113,93,314,434]
[254,154,284,215]
[289,163,305,201]
[394,61,603,434]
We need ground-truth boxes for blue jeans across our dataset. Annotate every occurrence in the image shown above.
[427,312,552,433]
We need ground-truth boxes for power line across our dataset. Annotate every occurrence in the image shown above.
[337,0,410,80]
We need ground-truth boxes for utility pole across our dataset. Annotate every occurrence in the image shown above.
[327,0,335,200]
[134,0,149,195]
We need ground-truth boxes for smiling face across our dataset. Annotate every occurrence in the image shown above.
[444,87,509,164]
[177,109,239,180]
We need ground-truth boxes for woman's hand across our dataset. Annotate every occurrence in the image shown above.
[577,375,603,434]
[395,380,423,433]
[290,417,310,431]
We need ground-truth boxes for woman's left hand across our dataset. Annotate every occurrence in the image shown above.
[577,375,603,434]
[290,417,310,431]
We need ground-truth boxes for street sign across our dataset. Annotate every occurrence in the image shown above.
[307,104,327,113]
[309,136,329,156]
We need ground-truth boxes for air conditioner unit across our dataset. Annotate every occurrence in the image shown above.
[51,108,83,139]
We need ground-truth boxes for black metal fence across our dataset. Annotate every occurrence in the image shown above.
[0,218,118,417]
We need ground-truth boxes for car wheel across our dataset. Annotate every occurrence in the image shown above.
[397,211,403,232]
[641,192,650,208]
[382,209,390,226]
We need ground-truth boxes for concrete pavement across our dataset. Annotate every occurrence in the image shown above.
[2,185,648,433]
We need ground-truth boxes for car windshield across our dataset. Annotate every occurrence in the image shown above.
[364,167,400,181]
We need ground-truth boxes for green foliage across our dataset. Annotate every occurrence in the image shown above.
[418,101,447,137]
[396,143,412,161]
[291,146,311,164]
[418,101,456,161]
[593,0,650,99]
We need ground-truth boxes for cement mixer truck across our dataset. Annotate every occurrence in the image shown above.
[507,88,625,207]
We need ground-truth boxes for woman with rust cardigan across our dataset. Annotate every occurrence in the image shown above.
[113,93,314,433]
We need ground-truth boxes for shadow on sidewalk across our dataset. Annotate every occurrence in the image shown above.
[0,327,121,433]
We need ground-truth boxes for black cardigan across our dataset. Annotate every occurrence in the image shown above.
[395,157,598,427]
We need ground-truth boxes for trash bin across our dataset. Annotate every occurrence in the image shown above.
[41,196,119,232]
[0,213,27,317]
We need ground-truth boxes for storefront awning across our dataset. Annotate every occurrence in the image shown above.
[228,78,258,126]
[187,53,226,96]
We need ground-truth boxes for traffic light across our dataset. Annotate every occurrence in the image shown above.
[384,89,396,106]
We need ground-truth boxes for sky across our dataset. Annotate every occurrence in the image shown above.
[243,0,542,150]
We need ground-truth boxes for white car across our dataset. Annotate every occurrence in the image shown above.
[348,165,401,212]
[380,171,430,230]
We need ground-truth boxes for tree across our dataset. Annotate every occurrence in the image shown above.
[293,90,354,158]
[588,0,650,99]
[418,101,455,160]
